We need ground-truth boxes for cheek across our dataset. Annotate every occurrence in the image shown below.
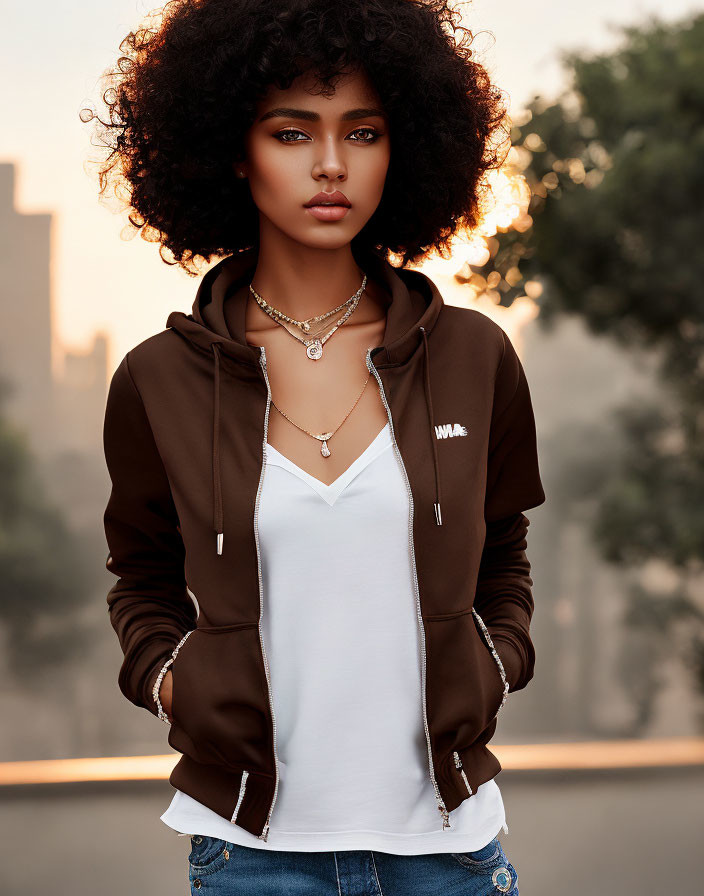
[356,148,391,206]
[250,154,299,201]
[245,135,303,202]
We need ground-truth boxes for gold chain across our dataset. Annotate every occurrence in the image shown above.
[268,368,371,458]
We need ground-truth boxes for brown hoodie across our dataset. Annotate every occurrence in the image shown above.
[103,245,546,841]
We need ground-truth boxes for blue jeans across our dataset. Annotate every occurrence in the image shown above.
[186,833,518,895]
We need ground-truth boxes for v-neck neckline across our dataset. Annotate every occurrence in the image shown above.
[265,423,391,506]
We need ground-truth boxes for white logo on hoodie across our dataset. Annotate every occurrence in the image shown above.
[434,423,469,439]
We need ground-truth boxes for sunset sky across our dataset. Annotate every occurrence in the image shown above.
[1,0,700,372]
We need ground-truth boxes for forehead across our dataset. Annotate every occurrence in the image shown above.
[255,67,383,118]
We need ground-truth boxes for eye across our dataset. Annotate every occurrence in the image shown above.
[349,127,382,143]
[273,128,308,143]
[272,127,383,144]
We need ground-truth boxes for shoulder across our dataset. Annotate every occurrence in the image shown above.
[106,328,195,416]
[434,303,508,374]
[440,303,505,340]
[121,327,191,384]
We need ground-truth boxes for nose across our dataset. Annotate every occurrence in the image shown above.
[313,135,347,180]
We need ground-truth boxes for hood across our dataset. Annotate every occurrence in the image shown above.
[166,246,446,555]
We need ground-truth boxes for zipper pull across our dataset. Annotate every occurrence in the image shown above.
[438,803,451,829]
[453,749,473,796]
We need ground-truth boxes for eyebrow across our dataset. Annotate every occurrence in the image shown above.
[257,106,387,123]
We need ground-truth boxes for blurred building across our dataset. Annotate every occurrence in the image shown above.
[0,161,108,525]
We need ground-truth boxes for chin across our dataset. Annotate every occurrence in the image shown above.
[289,225,363,250]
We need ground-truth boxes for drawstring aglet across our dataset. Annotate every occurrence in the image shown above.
[434,502,443,526]
[216,532,223,555]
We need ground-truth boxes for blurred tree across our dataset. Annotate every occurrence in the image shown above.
[481,12,704,730]
[0,373,96,686]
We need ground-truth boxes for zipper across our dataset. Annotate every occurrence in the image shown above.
[152,628,194,724]
[471,608,510,717]
[453,750,473,796]
[365,347,451,830]
[255,346,280,841]
[230,769,249,823]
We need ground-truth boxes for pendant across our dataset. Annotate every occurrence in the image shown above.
[306,339,323,360]
[317,432,333,457]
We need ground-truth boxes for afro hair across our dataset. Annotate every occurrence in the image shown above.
[82,0,508,274]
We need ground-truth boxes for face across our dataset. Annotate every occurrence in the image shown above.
[237,66,391,250]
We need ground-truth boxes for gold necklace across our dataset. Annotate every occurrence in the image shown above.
[249,274,367,360]
[269,366,371,457]
[252,288,357,331]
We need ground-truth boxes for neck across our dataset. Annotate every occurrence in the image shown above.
[248,235,367,321]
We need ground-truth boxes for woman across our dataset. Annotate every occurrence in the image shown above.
[91,1,545,893]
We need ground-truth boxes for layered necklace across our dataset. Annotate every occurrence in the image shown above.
[249,274,366,361]
[249,273,372,457]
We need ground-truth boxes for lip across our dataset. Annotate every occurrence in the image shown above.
[304,190,351,208]
[305,205,350,222]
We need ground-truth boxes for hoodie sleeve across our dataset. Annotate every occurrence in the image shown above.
[102,351,197,717]
[474,329,546,693]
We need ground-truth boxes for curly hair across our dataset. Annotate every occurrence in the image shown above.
[81,0,508,275]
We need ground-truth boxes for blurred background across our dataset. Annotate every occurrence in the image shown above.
[1,0,703,893]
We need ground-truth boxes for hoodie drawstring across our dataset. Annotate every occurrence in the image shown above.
[419,326,443,526]
[211,329,442,557]
[212,343,224,555]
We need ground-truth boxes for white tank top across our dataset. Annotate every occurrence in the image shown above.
[160,421,508,853]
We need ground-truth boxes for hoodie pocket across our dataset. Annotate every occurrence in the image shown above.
[472,609,508,721]
[167,623,273,777]
[472,609,509,722]
[424,609,508,749]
